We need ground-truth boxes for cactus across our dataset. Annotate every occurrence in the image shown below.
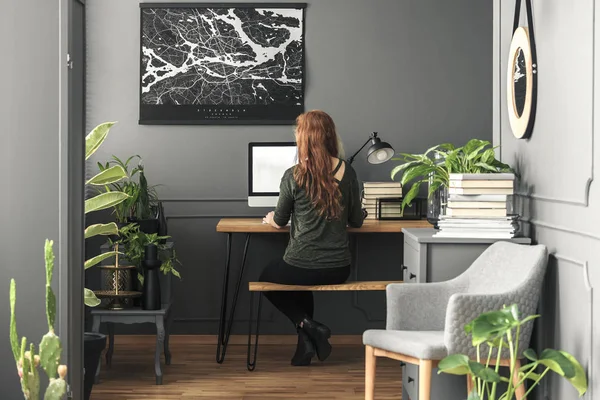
[10,240,68,400]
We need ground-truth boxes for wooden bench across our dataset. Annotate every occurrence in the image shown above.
[246,280,403,370]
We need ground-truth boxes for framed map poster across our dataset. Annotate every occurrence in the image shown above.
[139,3,306,125]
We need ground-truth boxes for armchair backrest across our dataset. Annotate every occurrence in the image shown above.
[462,241,548,295]
[444,241,548,358]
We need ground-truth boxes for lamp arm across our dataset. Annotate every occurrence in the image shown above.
[347,137,372,165]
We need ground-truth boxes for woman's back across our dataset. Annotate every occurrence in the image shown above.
[273,158,363,268]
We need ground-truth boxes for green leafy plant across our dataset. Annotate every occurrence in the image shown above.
[84,122,130,306]
[98,156,158,223]
[438,304,587,399]
[10,240,68,400]
[390,139,512,213]
[111,223,181,283]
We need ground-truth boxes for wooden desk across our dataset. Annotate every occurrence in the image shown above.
[214,218,432,365]
[216,218,431,233]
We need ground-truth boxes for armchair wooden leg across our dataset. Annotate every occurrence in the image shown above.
[513,359,526,400]
[365,345,376,400]
[466,374,474,396]
[419,359,433,400]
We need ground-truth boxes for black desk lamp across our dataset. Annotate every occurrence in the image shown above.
[347,132,395,165]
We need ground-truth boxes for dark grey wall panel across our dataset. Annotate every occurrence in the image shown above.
[86,0,493,334]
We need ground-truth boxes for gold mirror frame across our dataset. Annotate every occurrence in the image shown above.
[507,27,537,139]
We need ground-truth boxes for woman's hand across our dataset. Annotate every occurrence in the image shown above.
[263,211,282,229]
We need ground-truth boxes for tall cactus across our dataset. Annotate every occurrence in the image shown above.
[10,240,68,400]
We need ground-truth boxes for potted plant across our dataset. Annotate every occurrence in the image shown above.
[390,139,512,225]
[83,121,130,399]
[9,240,68,400]
[97,155,162,235]
[438,304,587,399]
[107,223,181,304]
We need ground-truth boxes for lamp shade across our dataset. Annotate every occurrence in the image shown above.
[366,137,394,164]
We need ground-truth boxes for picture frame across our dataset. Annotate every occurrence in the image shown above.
[139,3,307,125]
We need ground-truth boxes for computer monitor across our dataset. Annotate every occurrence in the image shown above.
[248,142,298,207]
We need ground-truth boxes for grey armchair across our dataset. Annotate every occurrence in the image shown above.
[363,241,548,400]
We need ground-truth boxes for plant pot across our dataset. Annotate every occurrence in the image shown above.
[129,218,159,235]
[84,332,106,400]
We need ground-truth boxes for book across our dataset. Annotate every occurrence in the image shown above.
[446,201,506,209]
[363,182,402,188]
[449,180,513,189]
[449,173,515,181]
[433,231,514,239]
[446,208,507,217]
[448,187,513,195]
[448,194,508,202]
[363,194,403,201]
[440,215,515,222]
[362,198,403,207]
[363,187,403,196]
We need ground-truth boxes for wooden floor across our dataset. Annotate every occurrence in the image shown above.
[91,335,403,399]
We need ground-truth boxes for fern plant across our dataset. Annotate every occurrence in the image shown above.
[390,139,512,213]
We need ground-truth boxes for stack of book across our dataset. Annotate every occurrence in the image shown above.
[434,173,517,239]
[362,182,402,220]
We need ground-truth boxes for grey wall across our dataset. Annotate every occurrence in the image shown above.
[86,0,493,334]
[494,0,598,398]
[0,0,70,397]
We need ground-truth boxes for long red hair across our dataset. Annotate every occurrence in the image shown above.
[293,110,342,220]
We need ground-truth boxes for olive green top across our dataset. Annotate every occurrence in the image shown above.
[273,159,364,269]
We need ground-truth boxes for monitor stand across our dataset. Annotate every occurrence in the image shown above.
[248,196,279,207]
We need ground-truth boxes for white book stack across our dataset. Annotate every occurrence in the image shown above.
[361,182,402,220]
[434,173,517,238]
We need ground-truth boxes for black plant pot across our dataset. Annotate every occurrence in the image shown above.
[84,332,106,400]
[142,244,162,310]
[129,218,160,235]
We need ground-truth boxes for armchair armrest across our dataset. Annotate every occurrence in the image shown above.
[386,281,467,331]
[444,291,536,358]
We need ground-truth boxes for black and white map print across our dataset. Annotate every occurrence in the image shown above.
[140,4,305,124]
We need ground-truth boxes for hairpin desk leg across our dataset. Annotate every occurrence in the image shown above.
[217,233,252,363]
[247,291,262,371]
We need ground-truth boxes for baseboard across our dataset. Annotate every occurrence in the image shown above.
[113,334,363,345]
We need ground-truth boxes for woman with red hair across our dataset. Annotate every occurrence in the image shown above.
[261,110,365,366]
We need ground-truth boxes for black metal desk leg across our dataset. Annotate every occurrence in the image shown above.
[216,233,233,363]
[247,291,262,371]
[216,233,252,363]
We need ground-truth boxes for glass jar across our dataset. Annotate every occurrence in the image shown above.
[427,182,447,229]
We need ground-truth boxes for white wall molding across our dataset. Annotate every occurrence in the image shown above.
[550,254,594,400]
[521,217,600,242]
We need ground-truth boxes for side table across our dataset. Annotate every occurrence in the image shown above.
[90,303,173,385]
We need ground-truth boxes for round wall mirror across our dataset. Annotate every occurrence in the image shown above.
[506,27,537,139]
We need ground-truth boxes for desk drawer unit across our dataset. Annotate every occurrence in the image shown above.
[402,363,419,400]
[399,228,532,400]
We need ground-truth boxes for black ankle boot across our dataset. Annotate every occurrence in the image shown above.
[291,328,315,366]
[300,318,332,362]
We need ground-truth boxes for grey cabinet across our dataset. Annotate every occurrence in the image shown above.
[400,228,531,400]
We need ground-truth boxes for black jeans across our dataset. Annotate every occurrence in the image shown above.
[259,259,351,325]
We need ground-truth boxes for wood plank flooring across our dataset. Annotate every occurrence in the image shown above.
[91,335,403,399]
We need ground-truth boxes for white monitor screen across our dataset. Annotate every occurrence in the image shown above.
[250,143,297,194]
